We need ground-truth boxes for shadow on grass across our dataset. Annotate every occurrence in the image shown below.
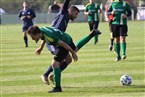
[62,85,145,93]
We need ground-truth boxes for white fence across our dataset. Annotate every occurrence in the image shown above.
[0,8,144,24]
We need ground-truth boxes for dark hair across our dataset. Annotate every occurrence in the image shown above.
[70,5,80,13]
[23,0,29,4]
[27,26,41,35]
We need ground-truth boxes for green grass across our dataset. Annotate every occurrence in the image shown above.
[1,21,145,97]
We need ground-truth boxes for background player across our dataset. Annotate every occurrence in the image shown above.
[107,0,132,61]
[84,0,102,45]
[18,1,36,47]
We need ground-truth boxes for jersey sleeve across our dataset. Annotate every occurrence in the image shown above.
[18,10,22,18]
[126,3,132,17]
[30,9,36,18]
[85,5,89,12]
[61,0,71,14]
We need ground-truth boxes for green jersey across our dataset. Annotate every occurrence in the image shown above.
[85,3,101,22]
[108,1,131,25]
[40,27,72,46]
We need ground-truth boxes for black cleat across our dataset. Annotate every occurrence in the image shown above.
[48,86,62,93]
[95,30,102,35]
[109,45,113,51]
[90,30,102,37]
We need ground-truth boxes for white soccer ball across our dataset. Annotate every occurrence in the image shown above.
[120,75,132,86]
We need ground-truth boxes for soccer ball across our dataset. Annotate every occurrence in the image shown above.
[120,75,132,86]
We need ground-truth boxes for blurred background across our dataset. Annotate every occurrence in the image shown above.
[0,0,145,24]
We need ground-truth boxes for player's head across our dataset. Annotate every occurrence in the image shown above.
[23,1,29,8]
[68,6,80,21]
[27,26,41,43]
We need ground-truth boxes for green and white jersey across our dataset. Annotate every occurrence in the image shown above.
[40,27,72,46]
[85,3,101,22]
[108,1,131,25]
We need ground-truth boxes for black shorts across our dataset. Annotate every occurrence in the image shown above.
[54,39,76,63]
[88,21,99,31]
[111,24,128,37]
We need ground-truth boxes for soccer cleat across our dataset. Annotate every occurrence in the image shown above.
[122,55,126,59]
[109,45,113,51]
[49,74,54,84]
[96,30,102,35]
[48,86,62,93]
[115,56,121,62]
[90,30,102,37]
[40,75,49,85]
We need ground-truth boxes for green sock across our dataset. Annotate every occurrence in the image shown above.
[53,68,61,87]
[94,35,98,45]
[121,42,126,55]
[114,43,120,57]
[75,35,92,50]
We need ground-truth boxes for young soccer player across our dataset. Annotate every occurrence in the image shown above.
[18,1,36,47]
[84,0,102,45]
[36,0,80,85]
[27,25,101,93]
[107,0,132,61]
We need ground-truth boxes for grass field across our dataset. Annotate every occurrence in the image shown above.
[1,21,145,97]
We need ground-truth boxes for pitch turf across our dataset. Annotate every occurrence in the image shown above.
[1,21,145,97]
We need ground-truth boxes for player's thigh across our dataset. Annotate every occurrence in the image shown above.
[120,25,128,37]
[54,47,68,63]
[93,21,99,29]
[111,24,120,38]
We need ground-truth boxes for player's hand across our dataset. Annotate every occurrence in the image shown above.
[71,51,78,62]
[122,14,127,18]
[27,15,31,19]
[35,47,42,55]
[20,16,26,20]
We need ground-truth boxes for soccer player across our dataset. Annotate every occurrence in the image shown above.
[18,1,36,47]
[105,0,115,51]
[84,0,102,45]
[27,25,101,92]
[37,0,80,85]
[107,0,132,61]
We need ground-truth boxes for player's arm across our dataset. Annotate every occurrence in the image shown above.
[61,0,71,13]
[35,40,46,55]
[126,3,132,17]
[107,3,114,19]
[27,9,36,19]
[84,5,89,15]
[58,40,78,62]
[18,11,26,21]
[98,4,102,14]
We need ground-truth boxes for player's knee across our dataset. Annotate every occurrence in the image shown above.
[65,55,72,64]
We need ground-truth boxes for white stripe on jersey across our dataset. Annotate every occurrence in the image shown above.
[42,27,53,33]
[55,14,64,28]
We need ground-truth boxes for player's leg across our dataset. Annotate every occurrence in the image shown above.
[75,29,101,52]
[41,43,57,84]
[93,21,99,45]
[23,30,28,47]
[120,25,128,59]
[114,37,121,61]
[109,23,114,51]
[49,47,69,93]
[49,59,62,93]
[112,25,121,61]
